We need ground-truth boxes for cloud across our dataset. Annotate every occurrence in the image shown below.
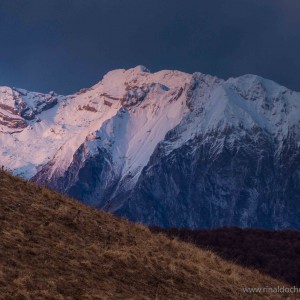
[0,0,300,93]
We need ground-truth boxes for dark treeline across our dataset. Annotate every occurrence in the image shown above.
[150,227,300,287]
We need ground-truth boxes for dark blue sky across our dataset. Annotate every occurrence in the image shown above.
[1,0,300,94]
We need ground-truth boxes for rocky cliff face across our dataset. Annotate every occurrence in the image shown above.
[110,73,300,229]
[0,87,58,134]
[2,67,300,229]
[118,126,300,229]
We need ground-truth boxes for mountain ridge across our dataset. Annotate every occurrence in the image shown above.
[1,66,300,229]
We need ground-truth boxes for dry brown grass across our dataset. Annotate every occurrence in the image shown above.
[0,171,293,299]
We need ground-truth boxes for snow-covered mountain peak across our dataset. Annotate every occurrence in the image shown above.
[0,66,192,178]
[2,67,300,229]
[131,65,151,73]
[223,75,300,136]
[99,66,190,92]
[156,71,300,158]
[0,86,64,134]
[1,66,300,183]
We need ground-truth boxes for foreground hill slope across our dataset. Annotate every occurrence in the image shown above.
[151,227,300,287]
[0,171,289,299]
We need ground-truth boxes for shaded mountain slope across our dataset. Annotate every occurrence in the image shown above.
[0,171,291,299]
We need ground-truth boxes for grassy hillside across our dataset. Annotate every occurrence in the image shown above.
[150,227,300,287]
[0,171,292,299]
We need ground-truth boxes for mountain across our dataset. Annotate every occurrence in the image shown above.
[0,170,292,299]
[1,66,300,229]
